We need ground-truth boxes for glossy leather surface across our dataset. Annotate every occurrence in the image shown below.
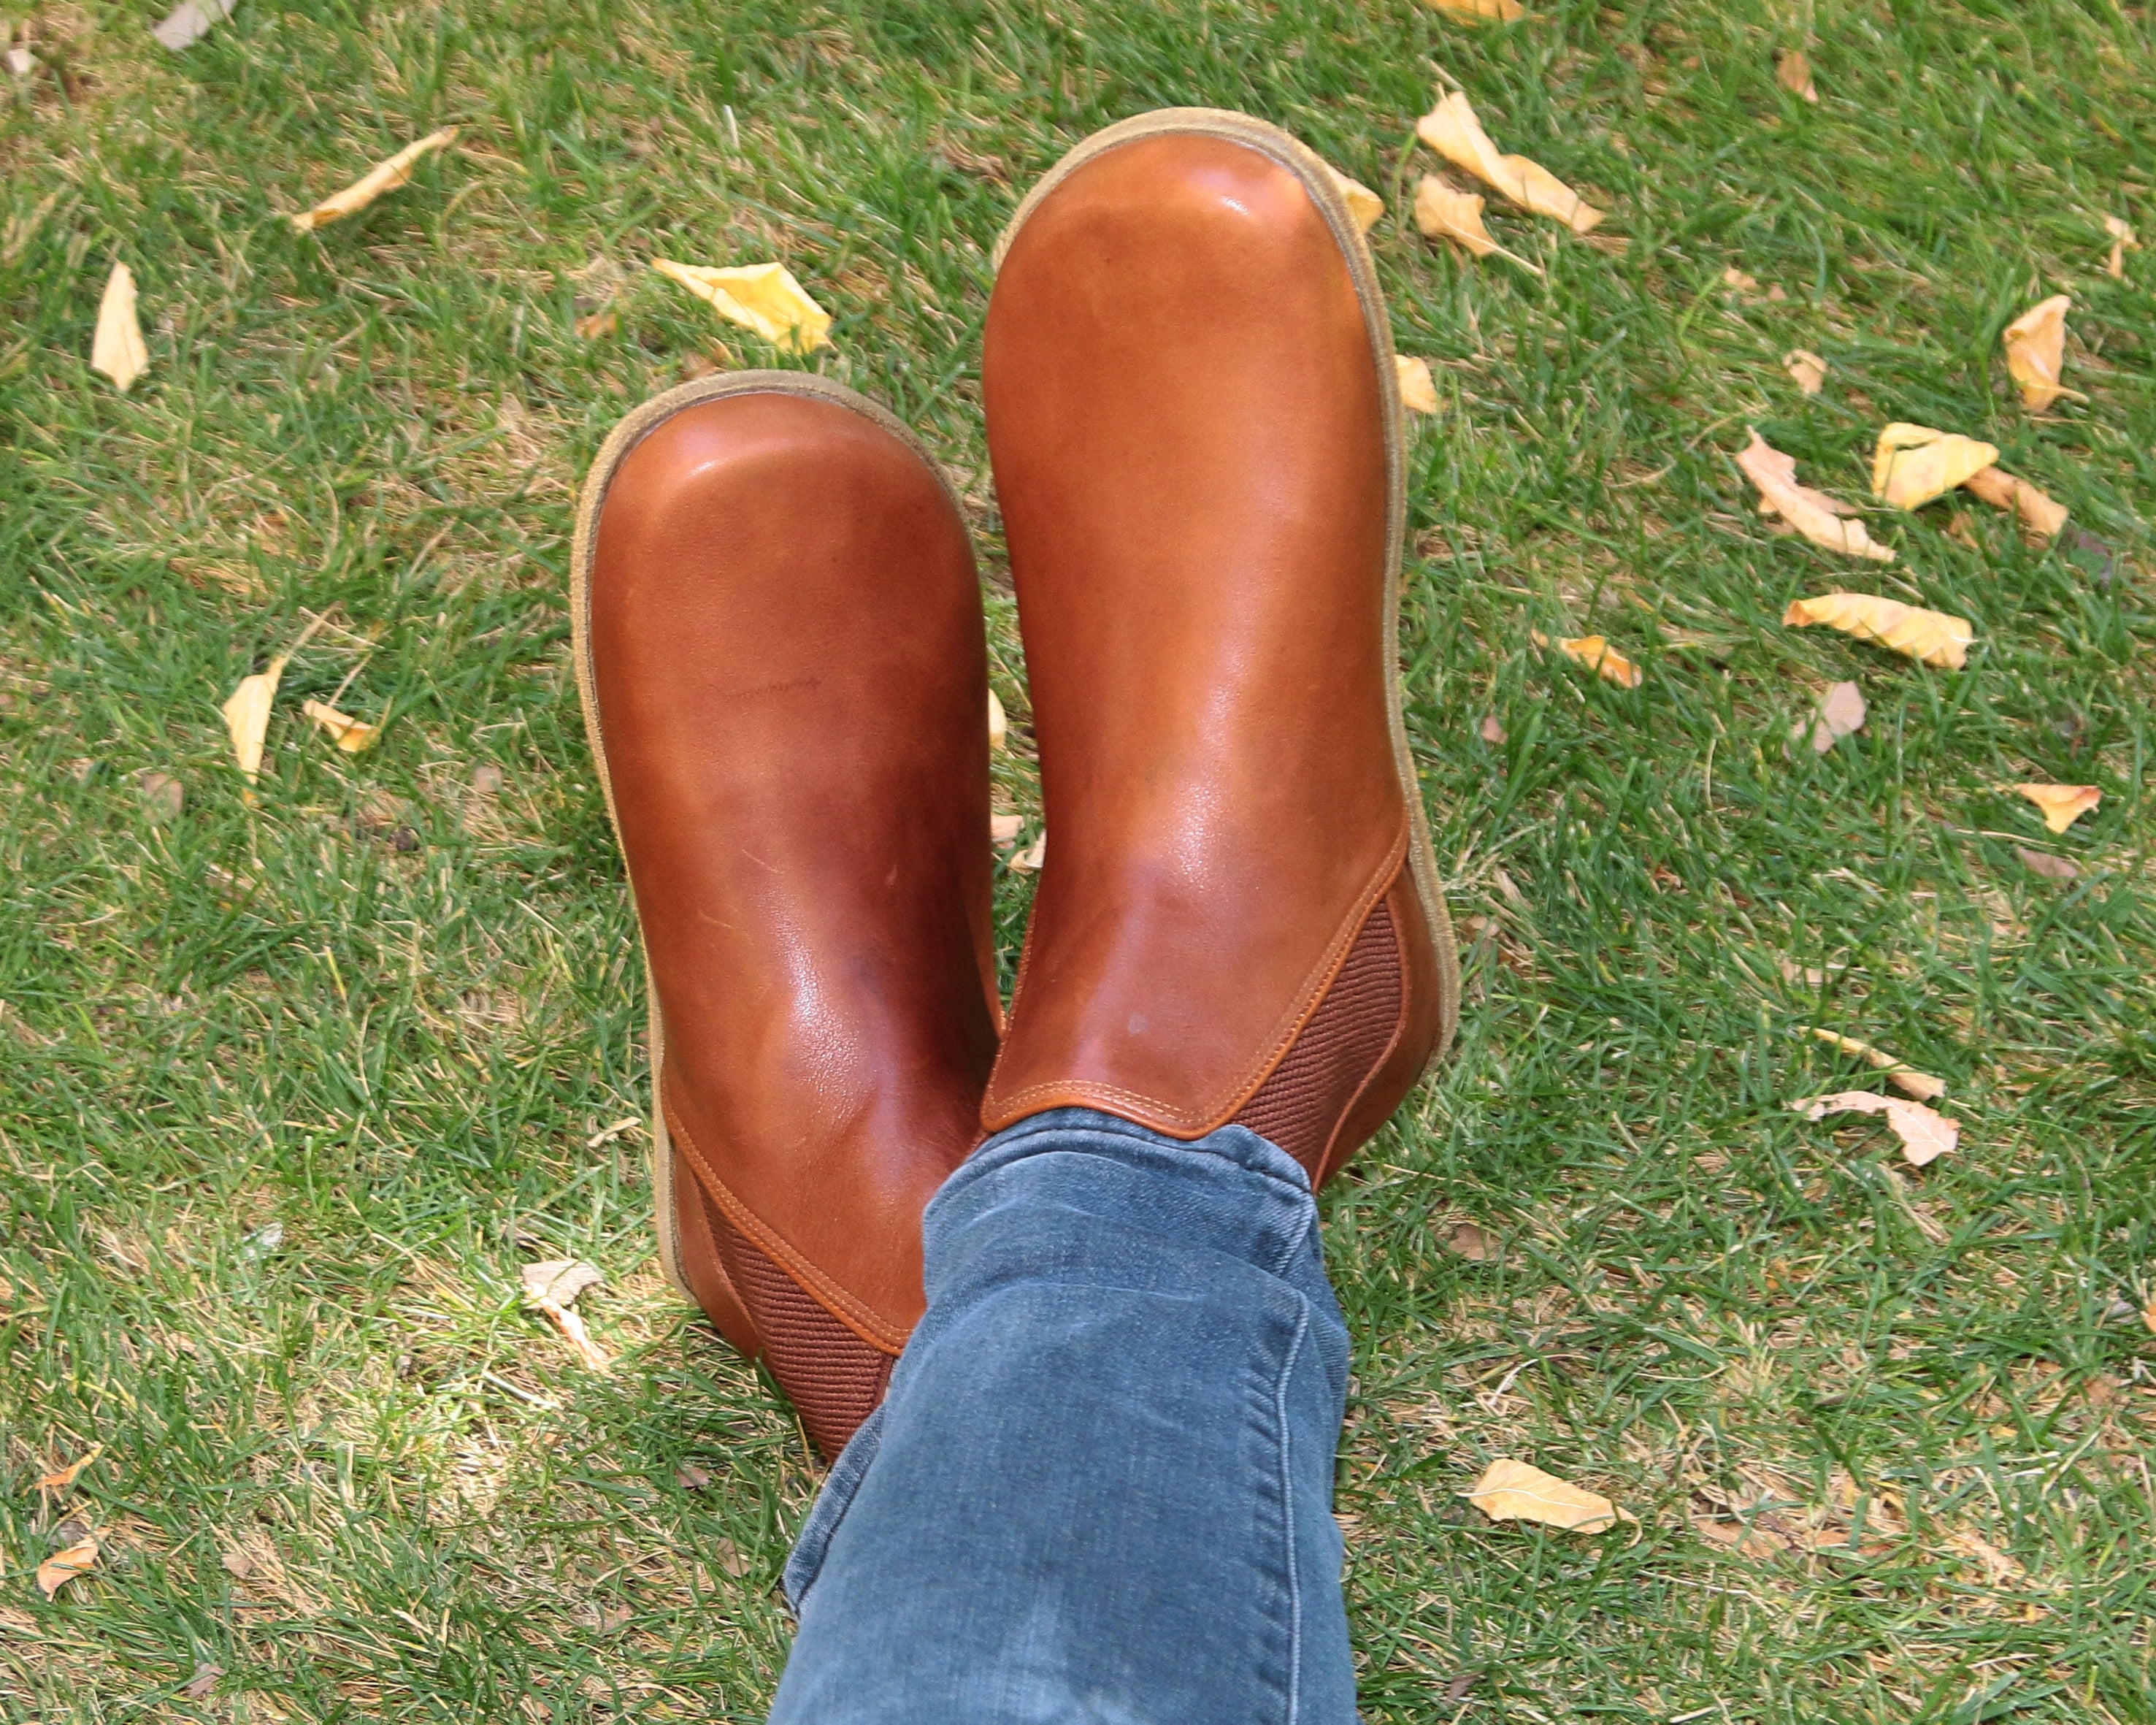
[981,127,1444,1145]
[586,389,1000,1353]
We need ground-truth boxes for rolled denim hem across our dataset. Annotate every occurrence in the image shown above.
[768,1106,1355,1725]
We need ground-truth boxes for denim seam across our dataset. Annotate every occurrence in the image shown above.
[1266,1196,1321,1283]
[1273,1296,1312,1725]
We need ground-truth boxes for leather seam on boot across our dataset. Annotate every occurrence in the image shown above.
[986,823,1411,1134]
[665,1103,909,1357]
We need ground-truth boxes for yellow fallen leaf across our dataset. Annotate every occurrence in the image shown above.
[651,259,832,353]
[1963,464,2068,539]
[1324,164,1384,233]
[987,687,1008,751]
[37,1444,104,1491]
[1396,355,1438,415]
[2002,294,2071,412]
[1412,175,1542,275]
[1413,175,1495,257]
[1806,1028,1946,1101]
[574,307,618,340]
[1009,833,1046,873]
[1784,349,1826,394]
[221,614,329,786]
[222,657,289,783]
[301,699,380,754]
[1423,0,1524,20]
[1416,92,1603,234]
[2143,1296,2155,1338]
[37,1535,99,1599]
[1776,49,1819,102]
[1467,1458,1630,1533]
[1796,1090,1959,1166]
[2104,215,2136,280]
[291,127,459,232]
[1871,423,2000,510]
[2013,783,2099,834]
[1783,593,1971,670]
[91,261,148,392]
[1532,630,1641,689]
[1735,432,1895,562]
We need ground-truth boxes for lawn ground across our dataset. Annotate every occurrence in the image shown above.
[3,0,2154,1718]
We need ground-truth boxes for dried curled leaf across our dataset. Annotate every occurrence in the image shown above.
[521,1259,602,1307]
[1783,593,1972,670]
[521,1259,610,1372]
[151,0,231,51]
[651,259,832,353]
[2002,294,2071,412]
[222,657,289,782]
[2016,846,2078,882]
[986,687,1008,751]
[1962,464,2068,540]
[1871,423,2001,510]
[1395,355,1438,415]
[1413,175,1495,257]
[1806,1028,1945,1100]
[1784,349,1826,394]
[2013,783,2099,834]
[37,1535,99,1599]
[37,1445,104,1491]
[1423,0,1524,18]
[1798,680,1865,754]
[91,261,149,392]
[1416,92,1603,234]
[1532,630,1641,689]
[301,699,380,754]
[1467,1459,1630,1533]
[180,1664,223,1701]
[1324,164,1384,233]
[1444,1220,1497,1260]
[1776,50,1819,102]
[292,128,459,232]
[1008,833,1046,873]
[2104,215,2137,280]
[1797,1090,1959,1167]
[1736,432,1895,562]
[989,811,1024,847]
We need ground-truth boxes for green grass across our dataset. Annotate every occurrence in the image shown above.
[4,0,2153,1718]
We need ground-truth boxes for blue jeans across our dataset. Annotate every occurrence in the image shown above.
[768,1108,1355,1724]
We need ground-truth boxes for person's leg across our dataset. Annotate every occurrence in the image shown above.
[771,1108,1354,1725]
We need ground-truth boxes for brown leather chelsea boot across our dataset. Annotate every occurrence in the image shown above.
[980,110,1459,1187]
[572,372,1002,1456]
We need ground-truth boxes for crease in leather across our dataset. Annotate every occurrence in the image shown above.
[664,1093,908,1357]
[984,820,1411,1136]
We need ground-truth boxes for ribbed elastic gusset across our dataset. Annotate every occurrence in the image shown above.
[1233,897,1402,1174]
[712,1212,895,1457]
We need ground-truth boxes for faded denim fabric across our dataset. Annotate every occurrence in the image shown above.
[768,1107,1354,1725]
